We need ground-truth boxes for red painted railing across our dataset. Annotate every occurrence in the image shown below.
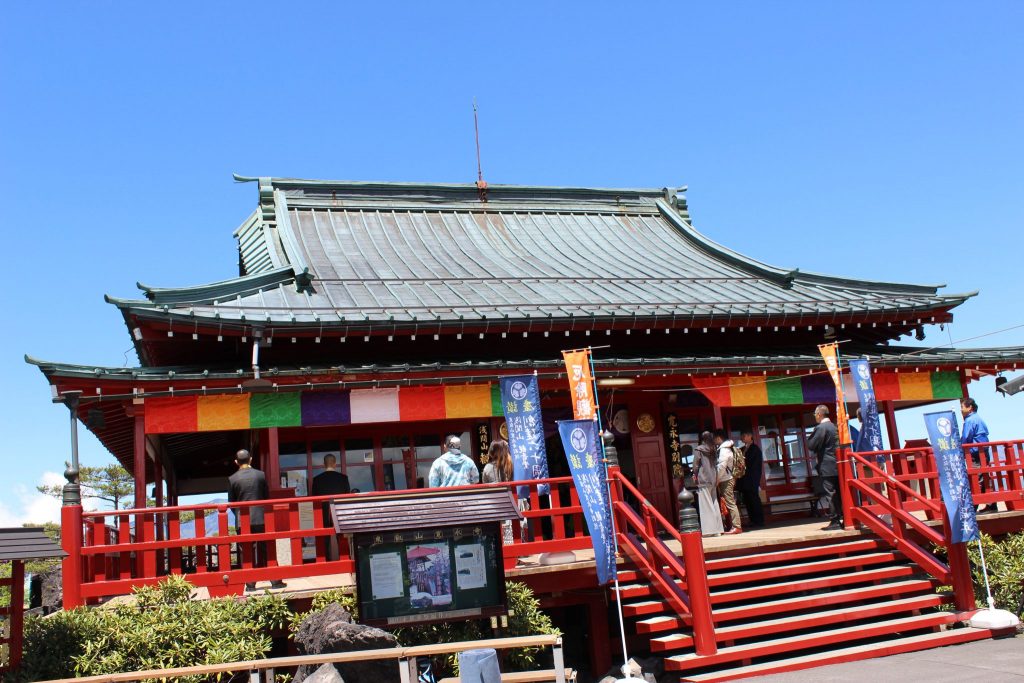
[62,476,598,606]
[842,438,1024,611]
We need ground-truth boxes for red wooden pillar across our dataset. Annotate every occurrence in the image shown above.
[133,412,146,510]
[266,427,281,489]
[61,504,84,608]
[586,593,612,675]
[8,560,25,670]
[883,401,900,450]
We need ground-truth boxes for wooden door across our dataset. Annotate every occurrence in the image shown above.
[626,395,673,520]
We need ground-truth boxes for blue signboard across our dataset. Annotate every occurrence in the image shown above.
[499,375,550,498]
[848,359,885,453]
[924,410,980,544]
[557,419,617,585]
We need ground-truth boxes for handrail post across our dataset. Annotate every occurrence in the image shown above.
[61,504,84,608]
[941,514,976,612]
[677,487,716,656]
[839,446,855,530]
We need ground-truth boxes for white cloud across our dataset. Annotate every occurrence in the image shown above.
[0,471,64,527]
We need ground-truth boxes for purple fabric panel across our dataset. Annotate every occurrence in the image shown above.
[801,374,837,404]
[300,392,351,426]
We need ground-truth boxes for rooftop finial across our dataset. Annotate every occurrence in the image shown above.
[473,98,487,203]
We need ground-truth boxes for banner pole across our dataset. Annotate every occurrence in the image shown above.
[586,348,633,676]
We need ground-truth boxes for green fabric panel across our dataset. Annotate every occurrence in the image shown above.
[250,393,302,427]
[930,371,963,399]
[766,376,805,405]
[490,384,503,416]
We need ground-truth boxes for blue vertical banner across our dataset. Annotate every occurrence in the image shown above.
[848,359,885,452]
[499,375,550,498]
[557,419,617,585]
[924,411,980,544]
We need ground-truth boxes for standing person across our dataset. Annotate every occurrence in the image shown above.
[482,439,513,484]
[428,435,480,488]
[737,431,765,528]
[482,439,515,545]
[714,430,742,535]
[311,453,350,561]
[228,449,286,591]
[693,432,724,537]
[961,398,997,513]
[807,405,841,530]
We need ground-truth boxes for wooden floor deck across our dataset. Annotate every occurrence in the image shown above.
[156,508,1024,603]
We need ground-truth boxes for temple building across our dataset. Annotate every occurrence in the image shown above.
[30,176,1024,520]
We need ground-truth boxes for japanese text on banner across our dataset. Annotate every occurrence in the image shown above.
[557,419,617,585]
[561,350,596,420]
[499,375,550,498]
[924,411,979,544]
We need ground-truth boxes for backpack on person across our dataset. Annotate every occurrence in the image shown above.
[731,445,747,481]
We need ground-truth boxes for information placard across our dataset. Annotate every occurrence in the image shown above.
[354,523,507,627]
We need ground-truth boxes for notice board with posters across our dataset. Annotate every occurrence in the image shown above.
[331,488,522,628]
[354,523,507,627]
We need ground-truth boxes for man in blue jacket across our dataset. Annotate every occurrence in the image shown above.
[961,397,997,513]
[428,435,480,487]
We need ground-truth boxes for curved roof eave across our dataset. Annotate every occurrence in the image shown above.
[654,200,956,296]
[133,266,300,306]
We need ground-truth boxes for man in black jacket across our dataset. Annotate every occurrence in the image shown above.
[312,453,350,560]
[737,431,765,528]
[228,449,286,591]
[807,405,841,530]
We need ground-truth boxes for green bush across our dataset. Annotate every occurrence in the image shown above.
[936,531,1024,618]
[7,575,290,682]
[966,532,1024,617]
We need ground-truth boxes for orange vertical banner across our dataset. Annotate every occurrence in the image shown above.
[562,349,597,419]
[818,343,852,445]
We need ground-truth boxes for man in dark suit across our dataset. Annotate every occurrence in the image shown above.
[228,449,285,591]
[807,405,841,530]
[737,431,765,527]
[312,454,350,560]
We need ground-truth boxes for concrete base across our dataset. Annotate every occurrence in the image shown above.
[969,608,1020,629]
[538,551,577,565]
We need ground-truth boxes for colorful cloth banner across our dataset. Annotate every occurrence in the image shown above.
[819,343,852,447]
[691,370,962,407]
[499,375,550,497]
[924,411,979,544]
[561,350,596,419]
[144,384,502,434]
[848,359,884,452]
[557,419,617,585]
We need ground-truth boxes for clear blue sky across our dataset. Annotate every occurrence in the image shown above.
[1,2,1021,523]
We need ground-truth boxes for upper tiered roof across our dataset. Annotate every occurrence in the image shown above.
[107,176,974,366]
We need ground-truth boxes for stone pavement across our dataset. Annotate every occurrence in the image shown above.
[749,635,1024,681]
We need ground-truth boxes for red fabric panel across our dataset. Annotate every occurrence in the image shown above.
[691,376,733,407]
[145,396,198,434]
[398,386,447,421]
[873,372,902,402]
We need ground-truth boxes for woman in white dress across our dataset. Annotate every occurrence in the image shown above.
[693,431,725,537]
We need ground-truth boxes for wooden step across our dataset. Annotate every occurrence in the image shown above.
[705,538,888,572]
[636,578,936,633]
[622,599,671,618]
[709,564,919,604]
[665,612,960,671]
[649,593,950,653]
[679,627,992,682]
[707,551,901,587]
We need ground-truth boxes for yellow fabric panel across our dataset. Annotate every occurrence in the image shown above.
[729,376,769,406]
[898,372,934,401]
[444,384,494,418]
[197,395,251,431]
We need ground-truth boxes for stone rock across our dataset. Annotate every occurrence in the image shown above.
[39,566,62,612]
[293,603,400,683]
[304,663,345,683]
[643,674,657,683]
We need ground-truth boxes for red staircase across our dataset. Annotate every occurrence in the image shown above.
[614,533,992,682]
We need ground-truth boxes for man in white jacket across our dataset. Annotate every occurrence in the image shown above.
[714,430,742,534]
